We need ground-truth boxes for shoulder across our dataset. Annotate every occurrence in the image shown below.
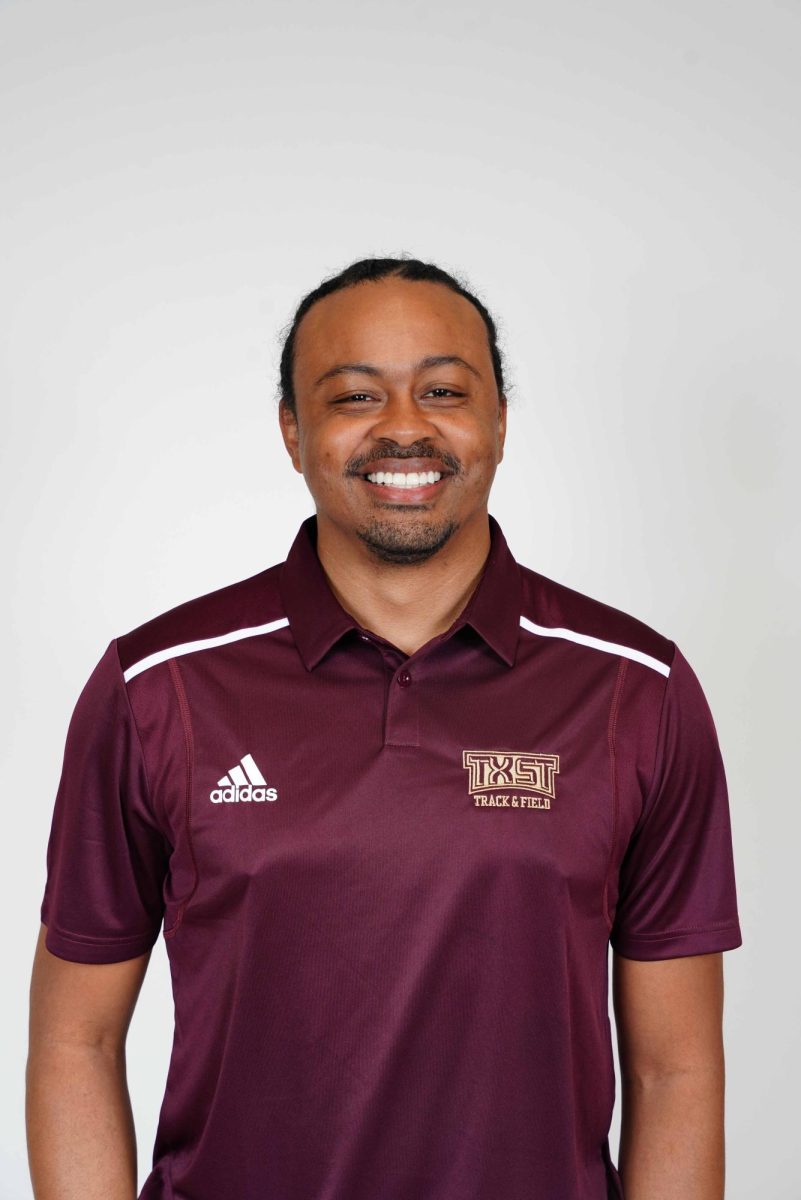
[116,561,286,683]
[517,562,676,679]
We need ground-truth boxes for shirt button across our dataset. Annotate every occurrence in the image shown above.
[359,633,371,642]
[396,669,412,687]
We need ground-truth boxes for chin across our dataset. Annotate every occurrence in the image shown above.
[354,516,459,566]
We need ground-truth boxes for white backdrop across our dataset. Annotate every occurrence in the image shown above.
[2,0,798,1195]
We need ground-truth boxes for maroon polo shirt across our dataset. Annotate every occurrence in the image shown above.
[40,513,742,1200]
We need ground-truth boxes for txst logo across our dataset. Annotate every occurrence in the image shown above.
[211,753,277,804]
[462,749,560,810]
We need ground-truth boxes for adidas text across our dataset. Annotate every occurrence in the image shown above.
[210,784,277,804]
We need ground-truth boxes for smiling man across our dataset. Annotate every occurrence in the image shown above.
[28,256,743,1200]
[279,263,510,656]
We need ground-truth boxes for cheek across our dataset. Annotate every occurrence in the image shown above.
[299,430,331,467]
[457,444,503,494]
[302,432,353,483]
[452,425,501,469]
[320,446,348,475]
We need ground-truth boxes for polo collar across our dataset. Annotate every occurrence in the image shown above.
[279,513,521,671]
[457,514,522,667]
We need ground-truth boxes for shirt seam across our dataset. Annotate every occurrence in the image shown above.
[641,639,678,825]
[166,657,198,938]
[45,921,157,947]
[602,657,628,932]
[113,637,165,835]
[615,920,740,940]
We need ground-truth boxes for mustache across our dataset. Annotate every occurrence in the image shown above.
[347,445,462,474]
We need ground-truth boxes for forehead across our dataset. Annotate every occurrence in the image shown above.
[293,278,491,386]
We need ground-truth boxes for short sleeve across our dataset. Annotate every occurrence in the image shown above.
[40,639,170,963]
[610,644,743,960]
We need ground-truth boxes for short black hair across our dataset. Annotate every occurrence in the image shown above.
[278,255,507,417]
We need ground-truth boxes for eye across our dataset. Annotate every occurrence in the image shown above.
[335,393,375,404]
[423,387,464,400]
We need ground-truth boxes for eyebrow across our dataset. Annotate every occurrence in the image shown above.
[313,354,482,388]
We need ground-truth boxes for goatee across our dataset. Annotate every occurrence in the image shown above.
[355,517,459,565]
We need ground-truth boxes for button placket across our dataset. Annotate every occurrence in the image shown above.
[383,659,420,747]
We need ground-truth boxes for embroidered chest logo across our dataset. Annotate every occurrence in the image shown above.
[462,750,559,810]
[210,753,278,804]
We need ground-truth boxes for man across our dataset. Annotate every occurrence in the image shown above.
[27,256,743,1199]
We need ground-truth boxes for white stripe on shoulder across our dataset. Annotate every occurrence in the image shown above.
[519,615,671,677]
[122,616,290,682]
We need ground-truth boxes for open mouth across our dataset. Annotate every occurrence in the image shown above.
[355,458,455,498]
[364,469,444,490]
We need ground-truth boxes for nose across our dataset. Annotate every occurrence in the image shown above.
[367,388,441,445]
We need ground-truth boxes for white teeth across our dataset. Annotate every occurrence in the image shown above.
[365,470,442,488]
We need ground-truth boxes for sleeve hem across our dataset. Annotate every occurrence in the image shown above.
[42,920,160,964]
[610,920,742,961]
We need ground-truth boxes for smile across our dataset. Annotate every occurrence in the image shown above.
[364,470,442,489]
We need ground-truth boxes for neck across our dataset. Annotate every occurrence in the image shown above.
[314,511,492,657]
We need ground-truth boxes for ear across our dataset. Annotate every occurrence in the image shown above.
[278,401,303,474]
[497,393,507,464]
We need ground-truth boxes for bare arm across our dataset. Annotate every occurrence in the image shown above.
[612,950,726,1200]
[26,924,151,1200]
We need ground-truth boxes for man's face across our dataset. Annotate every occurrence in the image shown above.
[279,277,507,565]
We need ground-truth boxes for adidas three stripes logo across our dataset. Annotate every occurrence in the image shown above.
[210,753,277,804]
